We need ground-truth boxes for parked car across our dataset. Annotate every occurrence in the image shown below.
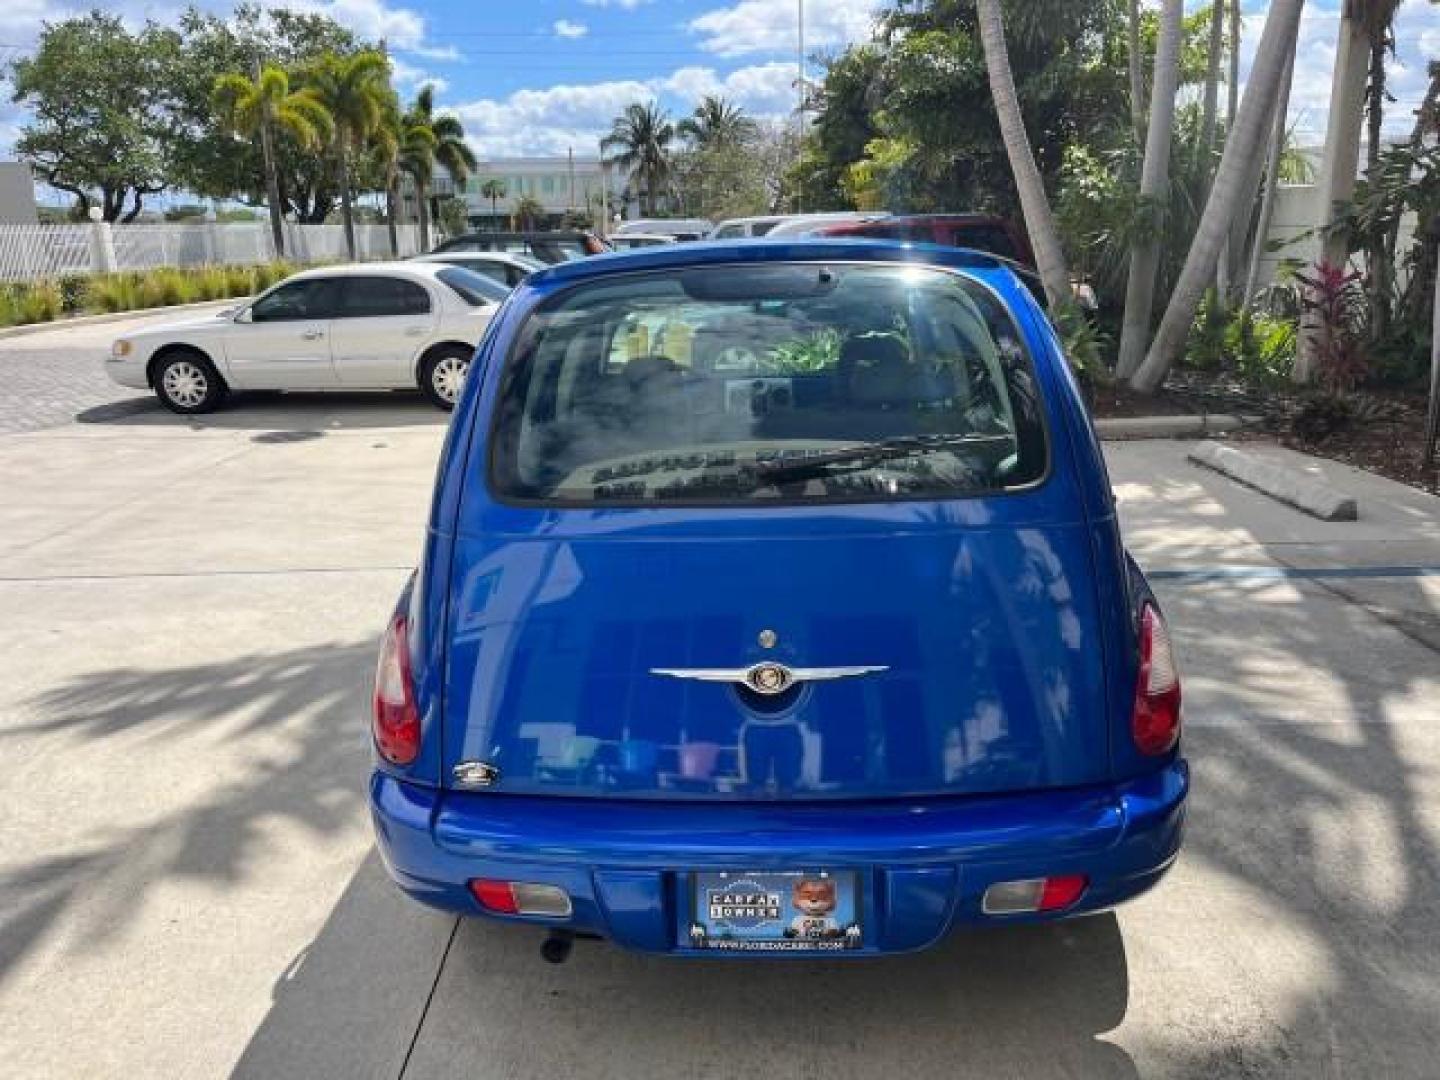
[810,213,1036,268]
[105,262,499,413]
[608,233,679,250]
[368,239,1188,960]
[764,213,897,238]
[411,250,545,287]
[433,230,609,264]
[615,218,712,240]
[706,214,792,239]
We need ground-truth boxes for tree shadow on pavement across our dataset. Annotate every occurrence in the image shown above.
[232,857,1136,1080]
[0,641,376,984]
[1151,570,1440,1077]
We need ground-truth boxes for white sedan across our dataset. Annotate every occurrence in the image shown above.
[105,262,507,413]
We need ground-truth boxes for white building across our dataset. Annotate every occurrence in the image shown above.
[0,163,39,224]
[436,156,632,231]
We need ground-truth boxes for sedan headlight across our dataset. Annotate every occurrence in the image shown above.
[111,339,133,358]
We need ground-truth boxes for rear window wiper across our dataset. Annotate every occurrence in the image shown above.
[753,434,1013,484]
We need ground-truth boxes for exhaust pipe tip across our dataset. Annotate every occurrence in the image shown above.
[540,932,574,964]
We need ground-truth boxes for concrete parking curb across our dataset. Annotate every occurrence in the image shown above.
[1095,413,1256,440]
[0,299,243,341]
[1188,440,1359,521]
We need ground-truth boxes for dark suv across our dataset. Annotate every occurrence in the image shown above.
[433,231,609,265]
[813,214,1035,268]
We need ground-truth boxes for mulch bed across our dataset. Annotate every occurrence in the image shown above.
[1088,370,1439,495]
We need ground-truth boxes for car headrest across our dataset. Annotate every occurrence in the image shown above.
[840,334,912,407]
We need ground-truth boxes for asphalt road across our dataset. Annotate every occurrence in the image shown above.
[1,317,1438,1078]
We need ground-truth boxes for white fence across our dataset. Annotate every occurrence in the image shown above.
[0,220,423,283]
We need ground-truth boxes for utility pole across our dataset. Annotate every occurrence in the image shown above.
[568,147,576,219]
[796,0,805,212]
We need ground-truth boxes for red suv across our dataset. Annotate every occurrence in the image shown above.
[811,214,1034,269]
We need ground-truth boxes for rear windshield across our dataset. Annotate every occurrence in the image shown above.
[489,263,1047,505]
[436,265,509,305]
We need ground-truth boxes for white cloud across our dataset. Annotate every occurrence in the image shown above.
[662,62,799,115]
[690,0,878,59]
[554,19,589,39]
[406,43,461,62]
[449,61,802,158]
[284,0,427,50]
[389,57,447,95]
[1238,0,1440,145]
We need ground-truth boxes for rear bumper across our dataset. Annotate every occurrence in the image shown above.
[370,760,1187,955]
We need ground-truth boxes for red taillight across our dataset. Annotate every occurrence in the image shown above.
[373,611,420,765]
[469,879,520,914]
[468,880,572,917]
[1132,602,1181,756]
[982,874,1090,914]
[1038,874,1088,911]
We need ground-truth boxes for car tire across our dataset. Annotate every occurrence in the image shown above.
[420,346,472,411]
[153,350,227,415]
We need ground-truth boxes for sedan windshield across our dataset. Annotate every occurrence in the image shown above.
[489,263,1047,504]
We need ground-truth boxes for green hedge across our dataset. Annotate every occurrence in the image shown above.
[0,261,300,329]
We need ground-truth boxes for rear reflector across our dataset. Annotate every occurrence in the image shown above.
[982,875,1089,915]
[1132,602,1182,756]
[469,879,573,918]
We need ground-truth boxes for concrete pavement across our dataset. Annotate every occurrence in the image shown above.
[1,319,1438,1078]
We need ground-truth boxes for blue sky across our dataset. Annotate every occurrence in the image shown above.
[1,0,1438,162]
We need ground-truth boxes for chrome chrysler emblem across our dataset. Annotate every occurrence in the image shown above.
[651,662,887,692]
[746,662,793,695]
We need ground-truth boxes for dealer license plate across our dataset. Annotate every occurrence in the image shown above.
[687,870,863,952]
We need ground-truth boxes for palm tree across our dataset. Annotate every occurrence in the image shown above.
[1295,1,1400,380]
[480,178,506,227]
[372,94,435,256]
[1116,0,1185,381]
[304,49,392,260]
[403,85,477,251]
[1198,0,1225,181]
[512,194,546,231]
[678,96,757,149]
[1243,45,1299,306]
[973,0,1070,311]
[602,102,676,216]
[1127,0,1146,145]
[1130,0,1306,394]
[212,63,332,258]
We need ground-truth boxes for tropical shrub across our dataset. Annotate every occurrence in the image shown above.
[1294,260,1368,392]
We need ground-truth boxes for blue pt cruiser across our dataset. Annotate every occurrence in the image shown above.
[369,240,1187,960]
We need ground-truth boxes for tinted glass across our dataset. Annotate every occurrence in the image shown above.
[337,276,431,317]
[249,279,338,322]
[712,224,743,239]
[436,266,509,306]
[949,224,1018,260]
[490,263,1046,505]
[751,221,780,236]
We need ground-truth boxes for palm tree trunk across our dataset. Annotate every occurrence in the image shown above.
[1199,1,1225,180]
[416,177,432,252]
[1130,0,1305,394]
[386,168,400,257]
[1294,5,1368,382]
[975,0,1070,311]
[337,146,357,261]
[1243,43,1298,306]
[1365,29,1390,341]
[259,115,286,259]
[1128,0,1146,146]
[1228,0,1241,127]
[1116,0,1185,381]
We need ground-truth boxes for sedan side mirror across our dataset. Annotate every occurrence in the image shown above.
[233,307,253,324]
